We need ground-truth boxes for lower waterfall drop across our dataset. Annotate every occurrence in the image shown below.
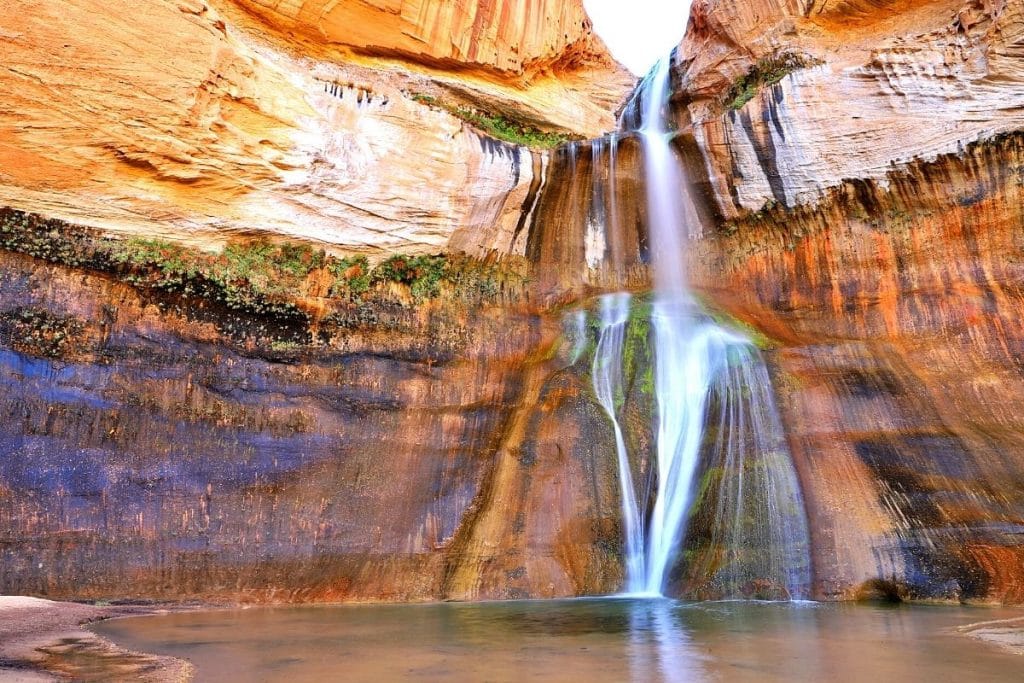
[592,292,647,594]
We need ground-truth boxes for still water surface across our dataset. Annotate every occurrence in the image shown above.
[93,598,1021,682]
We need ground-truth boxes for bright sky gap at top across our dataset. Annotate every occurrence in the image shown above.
[583,0,691,75]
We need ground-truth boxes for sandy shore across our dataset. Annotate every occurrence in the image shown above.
[958,615,1024,656]
[0,597,193,681]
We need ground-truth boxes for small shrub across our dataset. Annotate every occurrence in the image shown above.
[372,254,447,301]
[409,92,575,148]
[328,255,372,297]
[411,93,438,106]
[278,243,325,277]
[725,53,818,111]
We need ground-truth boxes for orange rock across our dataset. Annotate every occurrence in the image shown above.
[0,0,631,258]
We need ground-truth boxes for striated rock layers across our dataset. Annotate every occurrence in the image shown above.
[693,134,1024,603]
[0,246,624,602]
[679,0,1024,219]
[0,0,631,258]
[225,0,632,131]
[681,0,1024,604]
[524,0,1024,601]
[5,0,1024,607]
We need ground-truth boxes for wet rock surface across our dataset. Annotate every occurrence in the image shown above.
[517,0,1024,603]
[0,248,622,602]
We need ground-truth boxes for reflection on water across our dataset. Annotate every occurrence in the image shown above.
[93,599,1021,682]
[631,599,708,683]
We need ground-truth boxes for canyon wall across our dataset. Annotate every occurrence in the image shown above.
[683,0,1024,603]
[524,0,1024,601]
[694,134,1024,603]
[679,0,1024,219]
[4,0,1024,606]
[0,0,635,603]
[0,0,631,258]
[0,245,626,602]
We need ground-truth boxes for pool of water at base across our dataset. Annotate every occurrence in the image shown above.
[92,598,1023,682]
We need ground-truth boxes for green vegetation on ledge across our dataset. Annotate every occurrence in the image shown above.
[696,296,778,350]
[410,93,577,149]
[725,53,819,111]
[0,307,87,359]
[0,208,527,321]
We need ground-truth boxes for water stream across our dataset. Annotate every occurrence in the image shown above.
[589,54,811,598]
[591,292,647,591]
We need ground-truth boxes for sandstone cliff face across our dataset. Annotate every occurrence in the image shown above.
[5,0,1024,607]
[0,248,624,602]
[232,0,599,74]
[0,0,630,258]
[692,135,1024,602]
[679,0,1024,219]
[522,0,1024,602]
[218,0,634,135]
[677,0,1024,603]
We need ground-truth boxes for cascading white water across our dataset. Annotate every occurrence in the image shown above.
[586,50,811,599]
[591,293,647,593]
[637,57,693,295]
[645,312,747,594]
[698,348,812,599]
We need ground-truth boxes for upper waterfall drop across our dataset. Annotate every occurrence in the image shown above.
[634,57,693,296]
[584,50,812,599]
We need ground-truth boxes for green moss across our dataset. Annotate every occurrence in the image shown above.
[697,297,778,350]
[372,254,447,301]
[725,53,819,111]
[0,208,523,320]
[109,237,307,316]
[453,108,573,149]
[0,307,87,359]
[328,255,372,297]
[409,93,576,149]
[621,298,655,402]
[691,465,725,514]
[369,253,518,303]
[411,93,438,106]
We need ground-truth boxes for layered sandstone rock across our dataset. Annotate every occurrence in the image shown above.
[5,0,1024,607]
[677,0,1024,219]
[0,0,630,258]
[0,247,623,602]
[668,0,1024,603]
[231,0,601,74]
[688,134,1024,602]
[522,0,1024,602]
[224,0,633,133]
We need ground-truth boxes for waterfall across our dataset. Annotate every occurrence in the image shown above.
[697,348,812,599]
[591,293,647,593]
[586,54,811,599]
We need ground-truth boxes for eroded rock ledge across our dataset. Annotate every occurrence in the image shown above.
[0,209,625,603]
[678,0,1024,219]
[0,0,632,259]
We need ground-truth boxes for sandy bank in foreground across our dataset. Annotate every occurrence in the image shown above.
[0,597,192,681]
[959,616,1024,656]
